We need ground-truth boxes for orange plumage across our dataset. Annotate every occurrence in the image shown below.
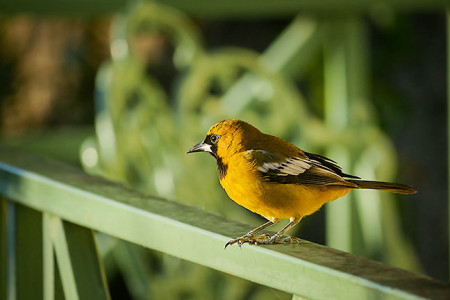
[187,119,417,247]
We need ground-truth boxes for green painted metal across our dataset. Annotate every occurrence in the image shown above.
[0,148,449,299]
[15,205,44,300]
[0,198,7,300]
[42,213,54,300]
[54,256,65,300]
[47,215,110,300]
[62,220,111,300]
[50,215,80,300]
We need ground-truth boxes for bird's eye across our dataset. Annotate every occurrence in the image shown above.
[210,134,219,144]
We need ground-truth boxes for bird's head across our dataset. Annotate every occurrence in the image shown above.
[186,119,260,159]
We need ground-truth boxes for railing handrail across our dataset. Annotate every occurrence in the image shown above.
[1,146,449,300]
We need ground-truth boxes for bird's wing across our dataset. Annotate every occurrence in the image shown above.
[250,150,311,176]
[244,150,358,187]
[304,151,360,179]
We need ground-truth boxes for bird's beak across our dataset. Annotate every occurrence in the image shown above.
[186,141,212,154]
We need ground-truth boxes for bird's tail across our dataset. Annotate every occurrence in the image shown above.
[347,180,417,194]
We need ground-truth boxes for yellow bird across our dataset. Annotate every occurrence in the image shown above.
[186,119,417,248]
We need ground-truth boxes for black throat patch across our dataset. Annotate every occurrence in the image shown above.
[204,134,227,179]
[216,157,228,179]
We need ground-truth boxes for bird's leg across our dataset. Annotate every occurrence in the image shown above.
[225,220,276,248]
[257,217,302,245]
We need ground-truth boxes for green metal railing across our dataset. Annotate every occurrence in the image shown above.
[1,148,450,299]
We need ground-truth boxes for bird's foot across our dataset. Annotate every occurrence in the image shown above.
[274,236,301,245]
[256,235,301,245]
[225,234,300,248]
[225,233,271,249]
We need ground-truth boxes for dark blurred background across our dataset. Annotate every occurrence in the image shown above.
[0,2,447,298]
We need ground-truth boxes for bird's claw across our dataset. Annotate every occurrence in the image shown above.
[224,233,300,249]
[281,236,301,244]
[225,233,270,249]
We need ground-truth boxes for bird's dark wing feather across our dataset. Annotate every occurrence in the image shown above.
[304,151,360,179]
[245,150,358,187]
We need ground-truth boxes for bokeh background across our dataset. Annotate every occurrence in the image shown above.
[0,1,448,299]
